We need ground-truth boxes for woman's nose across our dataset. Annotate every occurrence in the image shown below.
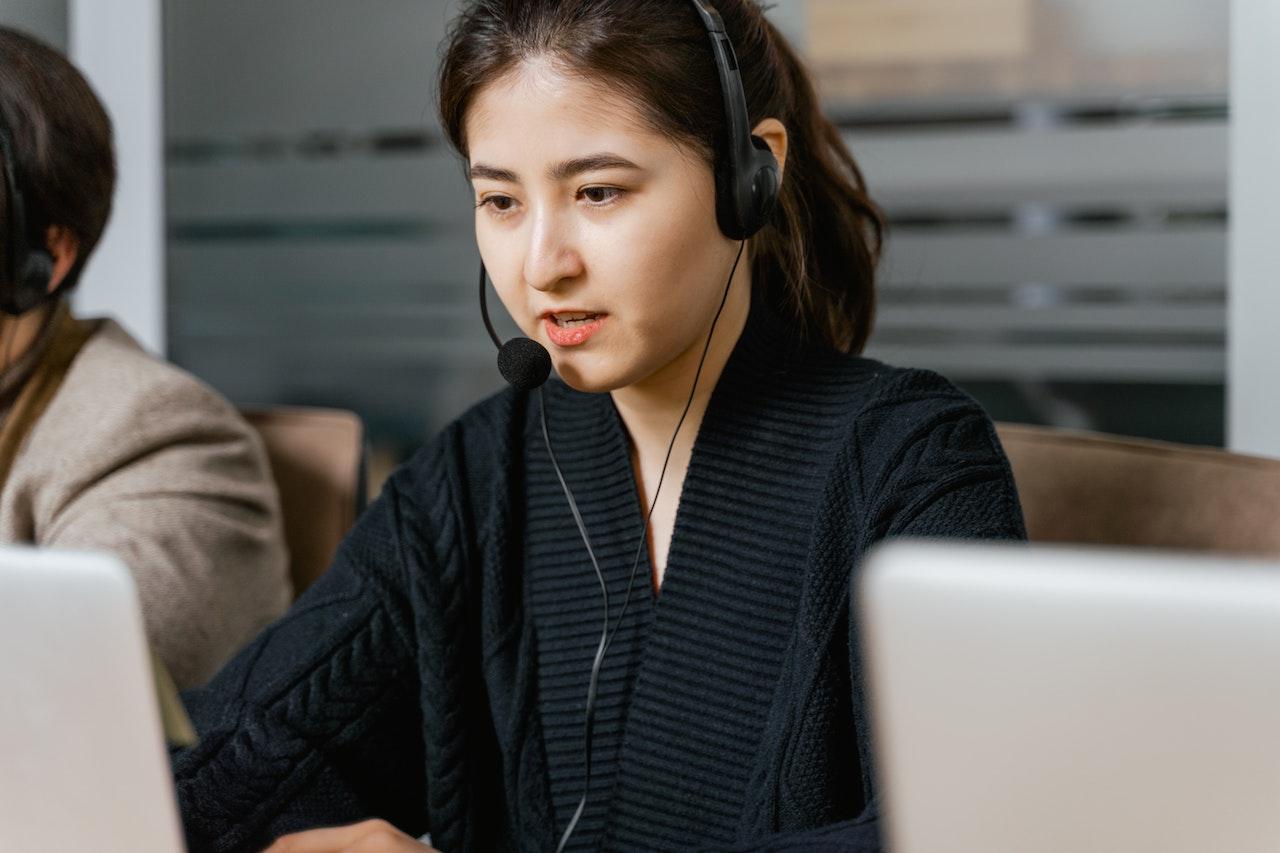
[522,210,584,293]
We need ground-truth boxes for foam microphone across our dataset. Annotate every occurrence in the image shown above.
[478,262,552,390]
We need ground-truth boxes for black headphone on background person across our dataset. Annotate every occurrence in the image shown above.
[480,0,781,390]
[0,109,55,317]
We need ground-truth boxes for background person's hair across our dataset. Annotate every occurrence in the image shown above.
[0,26,116,296]
[438,0,885,355]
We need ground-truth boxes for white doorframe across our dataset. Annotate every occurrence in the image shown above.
[1229,0,1280,457]
[69,0,165,354]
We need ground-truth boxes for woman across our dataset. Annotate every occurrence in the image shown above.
[173,1,1025,850]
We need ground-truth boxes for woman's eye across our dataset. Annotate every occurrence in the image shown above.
[581,186,622,205]
[478,195,516,214]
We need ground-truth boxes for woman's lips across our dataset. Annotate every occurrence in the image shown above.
[543,314,607,347]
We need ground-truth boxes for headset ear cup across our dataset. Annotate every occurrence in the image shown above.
[742,134,780,237]
[14,250,54,314]
[752,162,780,222]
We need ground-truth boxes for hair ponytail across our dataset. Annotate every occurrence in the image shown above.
[741,13,884,352]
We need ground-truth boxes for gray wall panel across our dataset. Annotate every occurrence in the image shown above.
[0,0,67,48]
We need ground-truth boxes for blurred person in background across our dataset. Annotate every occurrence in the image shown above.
[171,1,1025,851]
[0,26,291,688]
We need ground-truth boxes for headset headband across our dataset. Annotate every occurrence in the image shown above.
[0,112,29,285]
[685,0,780,240]
[0,104,56,315]
[687,3,756,193]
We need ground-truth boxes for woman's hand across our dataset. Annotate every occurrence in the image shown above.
[263,819,439,852]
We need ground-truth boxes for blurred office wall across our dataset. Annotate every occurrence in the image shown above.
[0,0,67,47]
[806,0,1229,445]
[156,0,1228,471]
[164,0,490,461]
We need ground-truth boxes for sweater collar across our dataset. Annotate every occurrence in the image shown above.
[527,291,870,844]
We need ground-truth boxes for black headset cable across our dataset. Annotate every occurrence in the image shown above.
[552,239,747,852]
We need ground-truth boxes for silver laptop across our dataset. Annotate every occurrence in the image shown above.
[0,547,185,852]
[861,539,1280,853]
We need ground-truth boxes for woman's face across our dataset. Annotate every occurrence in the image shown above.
[465,59,743,394]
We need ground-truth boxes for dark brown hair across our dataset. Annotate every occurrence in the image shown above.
[438,0,884,354]
[0,26,116,292]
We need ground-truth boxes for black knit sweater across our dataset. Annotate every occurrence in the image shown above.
[171,301,1026,852]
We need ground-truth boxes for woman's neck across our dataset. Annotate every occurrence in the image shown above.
[610,272,752,470]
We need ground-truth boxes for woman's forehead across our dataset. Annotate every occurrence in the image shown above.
[464,60,669,167]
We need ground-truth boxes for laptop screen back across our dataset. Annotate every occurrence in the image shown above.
[0,547,185,852]
[862,540,1280,853]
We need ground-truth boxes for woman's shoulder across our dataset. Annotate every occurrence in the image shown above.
[842,359,1026,541]
[438,382,529,459]
[802,346,985,421]
[849,357,981,414]
[390,383,529,502]
[819,352,1009,473]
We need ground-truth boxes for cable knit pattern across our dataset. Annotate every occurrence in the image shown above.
[172,299,1026,852]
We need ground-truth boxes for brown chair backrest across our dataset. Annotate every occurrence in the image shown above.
[995,423,1280,558]
[242,406,366,595]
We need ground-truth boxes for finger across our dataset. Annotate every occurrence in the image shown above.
[263,819,397,852]
[341,823,426,852]
[345,831,430,852]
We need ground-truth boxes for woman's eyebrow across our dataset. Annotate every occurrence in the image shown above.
[468,153,642,184]
[468,163,518,182]
[549,153,641,181]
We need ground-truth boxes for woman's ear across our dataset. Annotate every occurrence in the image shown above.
[751,117,789,180]
[44,225,80,293]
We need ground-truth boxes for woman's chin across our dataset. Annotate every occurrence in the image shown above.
[552,358,633,395]
[555,371,620,395]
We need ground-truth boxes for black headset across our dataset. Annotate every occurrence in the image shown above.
[0,107,55,317]
[688,0,781,241]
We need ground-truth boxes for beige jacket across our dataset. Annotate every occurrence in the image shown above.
[0,318,292,688]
